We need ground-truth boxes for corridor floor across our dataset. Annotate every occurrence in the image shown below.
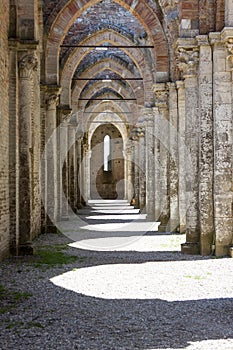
[0,200,233,350]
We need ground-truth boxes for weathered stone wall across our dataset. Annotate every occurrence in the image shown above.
[0,0,10,259]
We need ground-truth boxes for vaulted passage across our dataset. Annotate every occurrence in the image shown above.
[1,0,233,261]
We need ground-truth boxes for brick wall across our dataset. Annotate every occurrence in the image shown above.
[0,0,10,259]
[216,0,225,31]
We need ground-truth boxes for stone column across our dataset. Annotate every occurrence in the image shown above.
[211,31,233,256]
[128,141,134,202]
[176,39,200,254]
[168,82,179,232]
[73,139,78,211]
[76,136,83,208]
[58,107,71,220]
[83,143,90,203]
[176,81,186,233]
[131,129,139,208]
[68,124,73,209]
[197,35,214,255]
[124,142,132,202]
[124,146,129,201]
[154,84,169,231]
[138,127,146,211]
[68,121,77,212]
[18,53,38,254]
[145,110,155,220]
[45,89,60,232]
[153,106,161,221]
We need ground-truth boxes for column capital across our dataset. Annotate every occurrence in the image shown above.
[58,104,72,123]
[175,38,199,78]
[47,94,60,110]
[175,80,185,90]
[42,85,61,110]
[221,27,233,43]
[209,32,221,46]
[18,53,38,79]
[221,28,233,71]
[137,126,145,137]
[196,35,210,46]
[153,83,169,109]
[130,128,139,141]
[166,82,176,90]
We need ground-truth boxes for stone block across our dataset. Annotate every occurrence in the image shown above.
[229,247,233,258]
[181,242,200,255]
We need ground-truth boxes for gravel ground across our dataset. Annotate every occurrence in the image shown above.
[0,201,233,350]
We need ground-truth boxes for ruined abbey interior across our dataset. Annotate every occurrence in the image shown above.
[0,0,233,260]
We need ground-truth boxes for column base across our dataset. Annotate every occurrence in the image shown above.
[158,215,169,232]
[179,224,186,234]
[18,243,34,256]
[215,244,230,257]
[229,246,233,258]
[158,223,167,232]
[200,243,212,256]
[181,242,200,255]
[130,197,139,209]
[46,224,58,233]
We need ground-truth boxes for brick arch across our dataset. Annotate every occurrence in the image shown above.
[88,114,129,153]
[86,102,131,141]
[84,100,131,123]
[83,89,129,111]
[45,0,169,84]
[71,59,143,108]
[83,100,138,132]
[76,81,138,114]
[61,31,150,106]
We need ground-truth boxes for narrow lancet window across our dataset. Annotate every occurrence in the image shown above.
[104,135,111,171]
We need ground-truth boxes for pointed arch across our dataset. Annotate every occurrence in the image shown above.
[44,0,169,84]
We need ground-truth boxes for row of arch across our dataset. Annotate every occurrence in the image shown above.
[2,0,231,260]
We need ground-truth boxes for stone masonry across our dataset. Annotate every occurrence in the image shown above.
[0,0,233,259]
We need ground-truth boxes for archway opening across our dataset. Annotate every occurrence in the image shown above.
[90,123,124,200]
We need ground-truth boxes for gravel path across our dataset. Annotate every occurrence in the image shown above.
[0,200,233,350]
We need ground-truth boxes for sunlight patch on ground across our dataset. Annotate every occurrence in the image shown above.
[68,233,185,251]
[85,214,146,220]
[79,220,158,231]
[88,209,141,214]
[50,259,233,301]
[153,338,233,350]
